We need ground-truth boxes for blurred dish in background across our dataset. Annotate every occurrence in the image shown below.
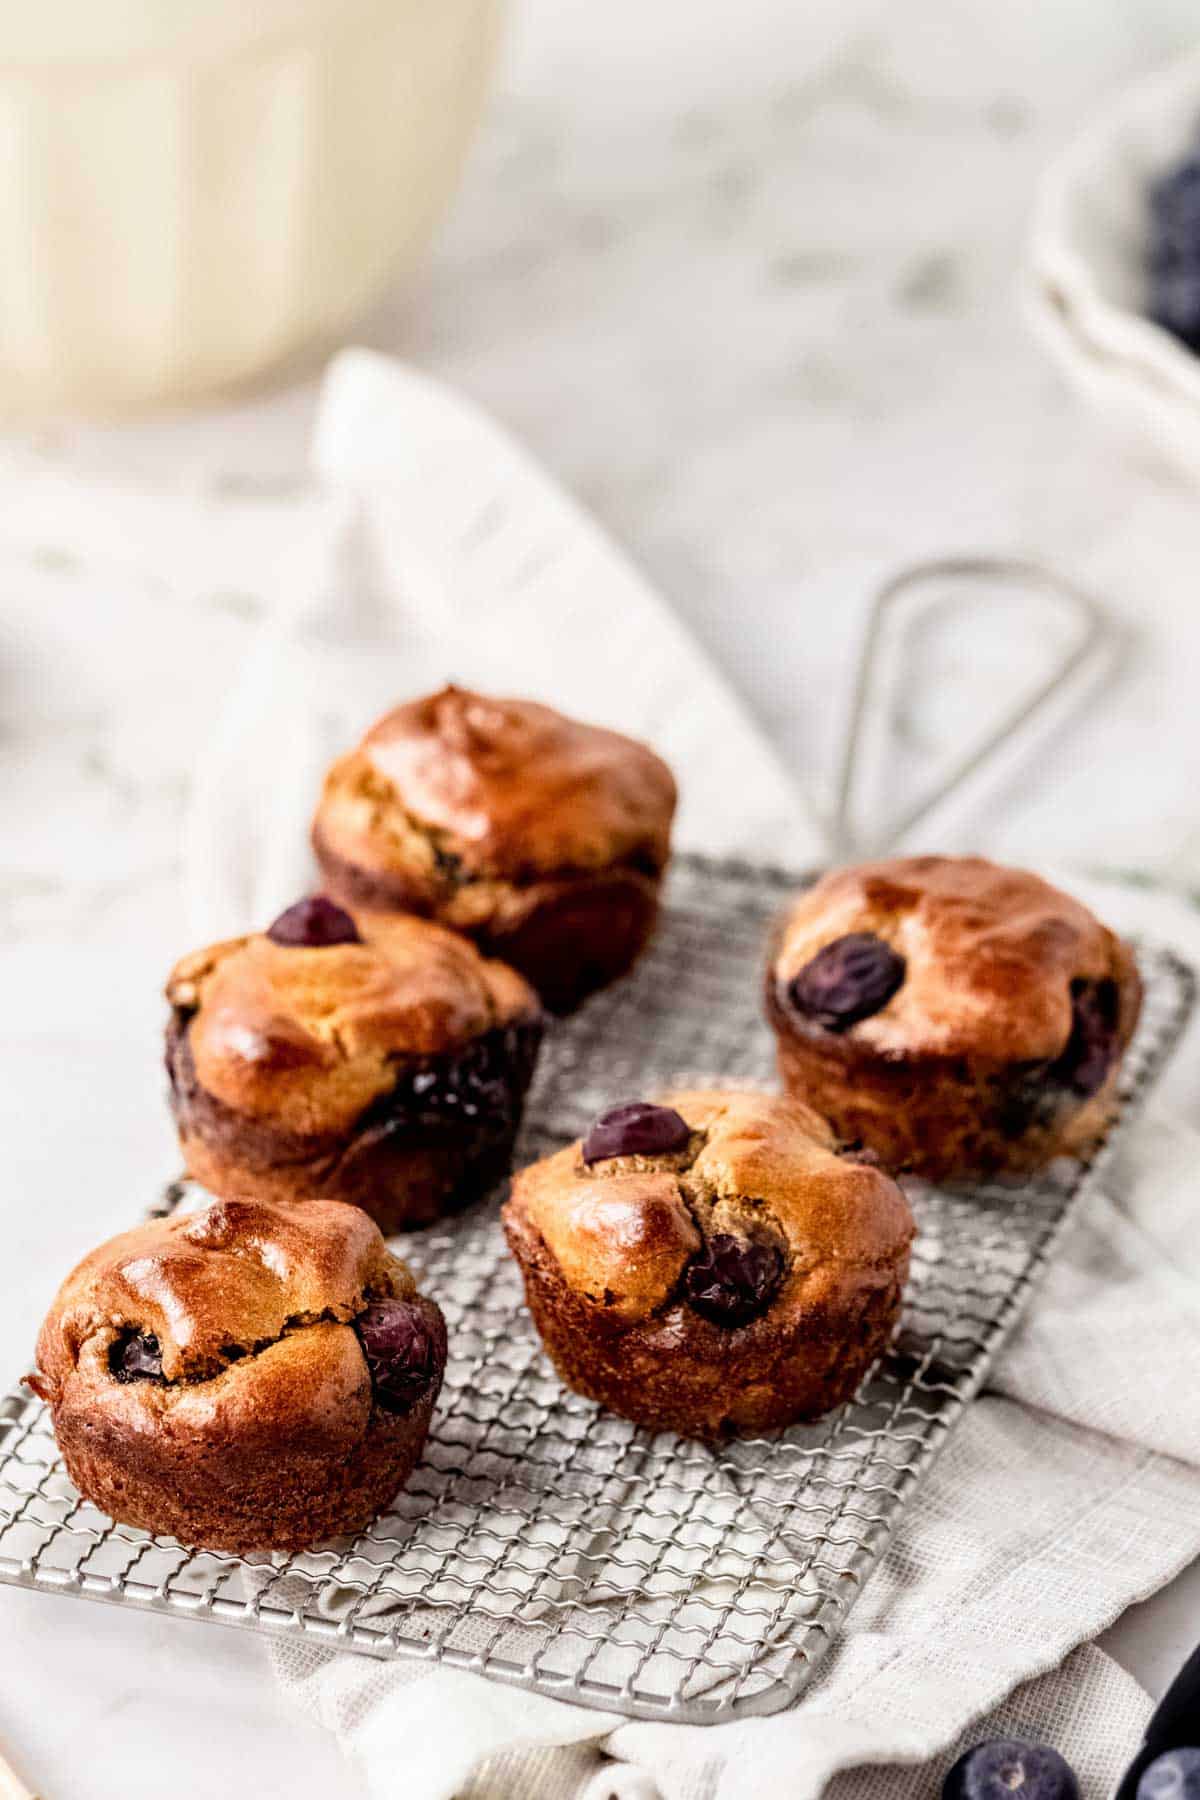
[1025,45,1200,481]
[0,0,504,417]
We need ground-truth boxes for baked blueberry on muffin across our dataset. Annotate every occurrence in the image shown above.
[27,1195,447,1552]
[767,856,1142,1182]
[166,898,543,1232]
[310,687,677,1013]
[502,1089,914,1439]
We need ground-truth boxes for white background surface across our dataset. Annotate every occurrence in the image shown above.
[4,1,1200,1794]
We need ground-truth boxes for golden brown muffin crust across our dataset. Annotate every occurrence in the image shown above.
[167,911,540,1136]
[34,1194,399,1390]
[315,686,677,884]
[514,1089,911,1325]
[504,1089,914,1438]
[772,855,1138,1063]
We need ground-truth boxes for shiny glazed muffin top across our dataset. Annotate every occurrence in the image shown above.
[315,686,677,882]
[33,1193,401,1390]
[771,856,1139,1065]
[507,1088,914,1326]
[167,903,539,1133]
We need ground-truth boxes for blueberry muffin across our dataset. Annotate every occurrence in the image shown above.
[502,1089,914,1439]
[166,897,543,1232]
[311,687,677,1012]
[27,1194,447,1552]
[767,856,1142,1182]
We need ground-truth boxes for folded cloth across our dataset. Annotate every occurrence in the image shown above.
[265,1105,1200,1800]
[182,350,1200,1798]
[183,348,824,945]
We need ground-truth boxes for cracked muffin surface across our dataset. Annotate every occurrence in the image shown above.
[29,1194,447,1552]
[503,1088,914,1439]
[310,687,677,1012]
[166,900,543,1231]
[767,856,1142,1181]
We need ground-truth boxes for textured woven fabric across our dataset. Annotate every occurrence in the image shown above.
[268,1108,1199,1797]
[188,351,1200,1797]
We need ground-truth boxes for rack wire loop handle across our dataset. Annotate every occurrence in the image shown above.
[830,555,1113,859]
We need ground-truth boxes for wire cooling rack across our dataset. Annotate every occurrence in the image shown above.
[0,855,1193,1724]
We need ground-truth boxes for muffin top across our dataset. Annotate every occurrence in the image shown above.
[313,686,677,883]
[771,856,1139,1064]
[506,1088,913,1327]
[31,1194,444,1444]
[33,1193,402,1390]
[167,900,539,1133]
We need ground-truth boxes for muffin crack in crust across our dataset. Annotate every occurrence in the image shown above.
[503,1088,915,1439]
[100,1294,394,1391]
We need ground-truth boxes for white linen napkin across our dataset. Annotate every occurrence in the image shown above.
[262,1105,1200,1800]
[1024,44,1200,481]
[181,350,1200,1799]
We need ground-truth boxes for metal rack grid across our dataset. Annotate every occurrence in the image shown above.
[0,855,1193,1724]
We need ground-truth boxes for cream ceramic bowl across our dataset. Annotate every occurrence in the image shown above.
[0,0,503,415]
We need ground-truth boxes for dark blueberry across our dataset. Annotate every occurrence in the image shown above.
[265,896,361,948]
[1151,154,1200,220]
[943,1740,1080,1800]
[1053,976,1119,1098]
[787,932,906,1032]
[353,1017,542,1149]
[582,1102,691,1165]
[355,1300,437,1414]
[1138,1750,1200,1800]
[1149,231,1200,275]
[109,1330,164,1383]
[684,1233,784,1327]
[1152,270,1200,347]
[1146,147,1200,347]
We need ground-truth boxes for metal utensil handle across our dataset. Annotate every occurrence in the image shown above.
[831,555,1112,859]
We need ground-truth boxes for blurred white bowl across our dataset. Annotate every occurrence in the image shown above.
[1026,46,1200,477]
[0,0,503,417]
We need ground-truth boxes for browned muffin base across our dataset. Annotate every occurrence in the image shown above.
[48,1303,446,1554]
[504,1205,906,1440]
[767,974,1140,1183]
[313,824,662,1014]
[167,1013,540,1231]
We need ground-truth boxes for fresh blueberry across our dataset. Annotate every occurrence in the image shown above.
[582,1102,691,1165]
[1138,1750,1200,1800]
[355,1300,437,1414]
[265,896,361,948]
[109,1330,164,1383]
[684,1233,784,1327]
[1149,147,1200,346]
[943,1740,1080,1800]
[786,932,906,1032]
[351,1018,542,1157]
[1053,977,1119,1098]
[1152,271,1200,348]
[1151,154,1200,220]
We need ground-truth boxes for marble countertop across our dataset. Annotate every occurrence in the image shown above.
[4,0,1200,1793]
